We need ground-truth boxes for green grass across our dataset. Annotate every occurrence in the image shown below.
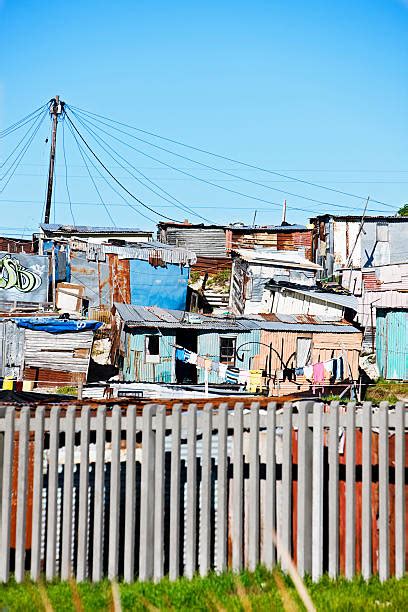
[365,378,408,405]
[0,569,407,611]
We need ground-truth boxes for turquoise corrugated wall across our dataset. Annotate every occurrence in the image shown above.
[376,309,408,380]
[122,328,261,384]
[123,330,175,382]
[197,329,261,384]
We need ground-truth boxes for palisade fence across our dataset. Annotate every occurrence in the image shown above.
[0,400,406,584]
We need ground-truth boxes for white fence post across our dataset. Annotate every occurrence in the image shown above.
[185,403,197,579]
[345,402,356,580]
[139,404,156,581]
[153,405,166,583]
[15,406,30,583]
[46,407,60,581]
[280,402,293,572]
[232,402,244,572]
[0,407,15,583]
[312,401,324,582]
[216,402,228,574]
[61,405,76,581]
[297,401,313,577]
[248,402,260,572]
[31,406,45,581]
[77,406,91,582]
[361,401,372,580]
[124,405,137,583]
[169,403,182,581]
[395,401,406,579]
[199,403,213,577]
[328,401,339,579]
[92,406,107,582]
[378,401,389,582]
[108,405,122,581]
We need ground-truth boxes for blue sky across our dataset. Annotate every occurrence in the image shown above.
[0,0,407,236]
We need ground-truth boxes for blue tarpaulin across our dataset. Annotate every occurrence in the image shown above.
[12,318,103,334]
[129,259,189,310]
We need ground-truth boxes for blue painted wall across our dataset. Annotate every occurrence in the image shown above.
[129,259,189,310]
[376,309,408,380]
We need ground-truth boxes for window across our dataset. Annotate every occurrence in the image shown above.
[219,336,236,366]
[145,335,160,363]
[296,337,311,368]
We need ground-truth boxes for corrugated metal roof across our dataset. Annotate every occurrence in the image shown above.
[275,286,358,310]
[115,303,361,334]
[234,248,321,269]
[86,241,197,265]
[41,224,151,235]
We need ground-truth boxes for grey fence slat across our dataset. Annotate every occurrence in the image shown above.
[139,404,156,581]
[185,403,197,579]
[280,402,293,572]
[297,401,313,577]
[92,407,106,582]
[61,406,76,580]
[361,401,372,580]
[108,406,122,580]
[248,402,260,572]
[312,401,324,582]
[232,402,244,571]
[262,402,276,569]
[395,401,406,579]
[345,402,356,580]
[0,408,14,583]
[77,406,91,582]
[46,407,60,581]
[15,407,30,583]
[169,404,182,581]
[124,406,137,583]
[378,401,390,582]
[199,403,213,577]
[328,401,339,579]
[153,405,166,583]
[31,406,45,581]
[216,403,228,574]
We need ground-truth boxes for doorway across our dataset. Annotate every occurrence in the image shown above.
[175,329,198,383]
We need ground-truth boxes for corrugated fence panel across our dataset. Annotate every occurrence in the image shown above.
[376,309,408,380]
[24,329,93,373]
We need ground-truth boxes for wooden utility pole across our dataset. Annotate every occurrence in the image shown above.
[44,96,64,224]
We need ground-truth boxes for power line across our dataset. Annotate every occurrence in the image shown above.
[68,109,358,217]
[66,117,156,225]
[1,109,47,178]
[68,108,213,224]
[70,104,397,210]
[0,102,49,138]
[65,113,181,223]
[0,112,47,195]
[65,119,117,226]
[62,121,76,226]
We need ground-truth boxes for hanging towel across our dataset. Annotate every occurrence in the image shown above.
[324,360,334,377]
[187,352,198,365]
[204,358,212,371]
[196,355,205,369]
[304,365,313,379]
[313,362,325,384]
[248,369,262,393]
[225,367,240,383]
[335,356,344,381]
[175,348,185,361]
[219,363,228,379]
[295,367,304,376]
[183,349,192,363]
[211,361,219,373]
[238,369,250,385]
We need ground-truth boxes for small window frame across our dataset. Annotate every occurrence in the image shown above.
[219,336,237,366]
[145,334,160,364]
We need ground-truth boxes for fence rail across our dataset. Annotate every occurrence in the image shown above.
[0,400,406,583]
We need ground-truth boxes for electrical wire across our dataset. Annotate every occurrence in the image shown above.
[68,110,338,217]
[0,102,49,138]
[62,120,76,225]
[65,113,182,223]
[0,111,47,195]
[70,104,397,210]
[66,119,117,226]
[67,108,213,224]
[1,109,47,179]
[66,118,155,225]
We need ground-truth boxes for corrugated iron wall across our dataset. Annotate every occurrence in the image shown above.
[196,329,260,383]
[376,309,408,380]
[160,226,227,258]
[0,320,25,379]
[123,330,175,383]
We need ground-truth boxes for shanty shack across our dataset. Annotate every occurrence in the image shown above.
[114,304,362,395]
[0,317,102,387]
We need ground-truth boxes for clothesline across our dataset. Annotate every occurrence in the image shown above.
[174,344,346,386]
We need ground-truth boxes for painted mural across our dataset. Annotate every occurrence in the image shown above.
[0,252,49,303]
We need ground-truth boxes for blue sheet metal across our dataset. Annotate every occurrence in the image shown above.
[13,317,102,334]
[129,259,189,310]
[376,309,408,380]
